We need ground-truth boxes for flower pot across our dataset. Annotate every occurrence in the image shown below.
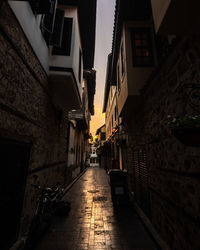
[172,128,200,147]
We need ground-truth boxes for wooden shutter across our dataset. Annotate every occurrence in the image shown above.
[40,0,57,45]
[133,150,141,205]
[133,148,151,219]
[52,18,73,56]
[50,9,65,47]
[29,0,56,15]
[78,50,82,82]
[139,149,151,218]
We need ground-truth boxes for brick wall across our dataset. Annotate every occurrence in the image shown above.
[127,37,200,249]
[0,3,73,238]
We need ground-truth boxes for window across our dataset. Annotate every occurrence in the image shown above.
[101,132,106,141]
[117,62,120,91]
[52,18,73,56]
[115,106,117,121]
[121,42,125,77]
[79,50,82,83]
[112,115,113,127]
[131,28,154,67]
[50,9,65,47]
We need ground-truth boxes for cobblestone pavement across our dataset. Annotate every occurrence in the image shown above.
[34,167,158,250]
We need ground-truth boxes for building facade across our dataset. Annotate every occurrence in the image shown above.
[103,0,200,249]
[95,124,106,168]
[103,54,121,171]
[67,69,96,176]
[0,1,96,249]
[89,144,99,167]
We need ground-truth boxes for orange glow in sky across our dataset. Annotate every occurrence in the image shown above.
[90,105,105,136]
[90,0,115,137]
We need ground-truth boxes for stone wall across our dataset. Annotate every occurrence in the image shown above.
[0,3,73,239]
[127,37,200,249]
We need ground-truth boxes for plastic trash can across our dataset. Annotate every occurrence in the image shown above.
[108,169,129,205]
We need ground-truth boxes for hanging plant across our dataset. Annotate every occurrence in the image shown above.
[166,115,200,147]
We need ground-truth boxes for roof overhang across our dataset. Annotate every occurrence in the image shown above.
[84,70,96,115]
[96,124,105,135]
[103,53,112,112]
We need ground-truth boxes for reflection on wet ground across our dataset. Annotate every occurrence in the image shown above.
[34,167,158,250]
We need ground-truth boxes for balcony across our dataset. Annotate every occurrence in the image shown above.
[151,0,200,34]
[9,1,96,111]
[68,109,88,130]
[117,23,156,117]
[49,7,83,110]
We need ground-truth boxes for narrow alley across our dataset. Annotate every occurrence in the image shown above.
[1,1,200,249]
[33,167,158,250]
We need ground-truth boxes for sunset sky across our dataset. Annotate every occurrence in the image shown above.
[90,0,115,136]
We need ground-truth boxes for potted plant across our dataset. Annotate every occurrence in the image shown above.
[166,115,200,147]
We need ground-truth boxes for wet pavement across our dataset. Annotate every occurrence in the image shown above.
[34,167,158,250]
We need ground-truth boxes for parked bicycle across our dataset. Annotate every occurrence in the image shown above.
[25,182,70,249]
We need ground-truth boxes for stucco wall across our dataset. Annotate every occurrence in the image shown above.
[105,86,117,139]
[49,6,83,98]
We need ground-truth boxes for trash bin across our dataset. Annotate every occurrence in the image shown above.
[108,169,129,205]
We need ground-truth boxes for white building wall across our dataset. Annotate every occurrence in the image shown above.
[49,7,75,70]
[90,146,99,167]
[9,2,83,99]
[72,8,83,95]
[49,6,82,99]
[8,1,49,72]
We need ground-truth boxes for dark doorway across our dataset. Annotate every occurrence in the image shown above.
[0,138,31,250]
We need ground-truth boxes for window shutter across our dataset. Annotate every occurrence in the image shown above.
[40,0,57,45]
[50,9,65,47]
[78,50,82,82]
[133,150,141,205]
[133,148,151,219]
[52,18,73,56]
[30,0,56,15]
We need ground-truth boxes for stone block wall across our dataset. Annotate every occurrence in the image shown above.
[0,3,74,239]
[127,37,200,249]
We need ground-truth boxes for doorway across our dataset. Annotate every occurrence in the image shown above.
[0,138,31,250]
